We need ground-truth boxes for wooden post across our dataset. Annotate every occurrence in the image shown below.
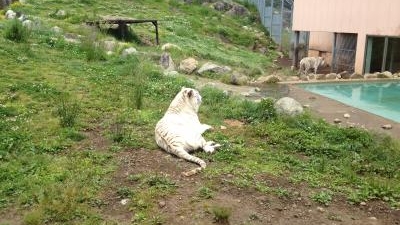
[152,21,159,45]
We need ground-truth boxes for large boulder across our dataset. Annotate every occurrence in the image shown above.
[197,62,231,75]
[226,4,249,16]
[325,73,338,80]
[255,75,282,84]
[274,97,304,116]
[103,40,117,51]
[377,71,393,78]
[178,57,198,74]
[159,52,175,71]
[161,43,181,51]
[350,73,363,79]
[339,71,351,79]
[364,73,377,79]
[121,47,138,57]
[213,1,232,11]
[229,71,249,85]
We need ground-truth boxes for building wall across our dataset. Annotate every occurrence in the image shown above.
[292,0,400,74]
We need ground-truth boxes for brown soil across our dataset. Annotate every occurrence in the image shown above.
[99,147,400,225]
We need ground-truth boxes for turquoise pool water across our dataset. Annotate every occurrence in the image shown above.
[297,81,400,123]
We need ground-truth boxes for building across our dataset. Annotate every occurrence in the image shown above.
[292,0,400,75]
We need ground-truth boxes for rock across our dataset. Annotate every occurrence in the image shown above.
[255,75,281,84]
[274,97,304,116]
[161,43,181,51]
[22,20,33,29]
[160,52,175,71]
[197,62,231,75]
[368,216,377,220]
[163,70,179,76]
[350,73,363,79]
[299,74,309,81]
[103,40,117,51]
[220,125,227,130]
[315,74,326,80]
[55,9,67,17]
[317,207,325,213]
[339,71,351,79]
[381,124,392,130]
[307,74,316,80]
[377,71,393,78]
[121,47,138,57]
[158,201,166,208]
[325,73,337,80]
[360,202,367,206]
[51,26,63,34]
[364,73,378,79]
[226,4,249,16]
[343,113,350,118]
[5,9,16,19]
[213,1,231,11]
[393,73,399,78]
[334,118,341,124]
[286,76,300,81]
[178,57,198,74]
[230,71,248,85]
[120,199,129,205]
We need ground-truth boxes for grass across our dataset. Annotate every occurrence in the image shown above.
[0,0,399,224]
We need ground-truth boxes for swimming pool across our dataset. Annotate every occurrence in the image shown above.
[297,81,400,123]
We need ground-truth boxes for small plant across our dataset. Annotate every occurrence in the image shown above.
[116,186,133,198]
[211,205,231,224]
[111,119,126,143]
[197,186,214,199]
[311,190,333,206]
[55,95,80,127]
[275,187,290,198]
[4,19,30,42]
[81,33,106,61]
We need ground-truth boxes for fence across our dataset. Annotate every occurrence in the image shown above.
[245,0,294,51]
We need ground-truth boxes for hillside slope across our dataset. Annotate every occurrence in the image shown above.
[0,1,399,225]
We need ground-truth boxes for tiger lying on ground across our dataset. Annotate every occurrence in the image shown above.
[299,56,325,74]
[155,87,221,176]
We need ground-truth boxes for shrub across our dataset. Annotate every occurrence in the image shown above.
[4,19,30,42]
[211,205,231,224]
[55,95,80,127]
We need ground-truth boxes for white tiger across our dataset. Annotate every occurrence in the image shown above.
[299,56,325,74]
[155,87,221,176]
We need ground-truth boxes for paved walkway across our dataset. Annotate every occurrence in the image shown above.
[287,84,400,140]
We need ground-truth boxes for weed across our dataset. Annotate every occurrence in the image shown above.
[116,186,133,199]
[4,19,30,42]
[275,187,290,198]
[197,186,214,199]
[55,94,80,127]
[81,33,106,61]
[311,190,333,206]
[211,205,231,224]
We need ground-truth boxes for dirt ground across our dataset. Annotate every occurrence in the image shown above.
[100,148,400,225]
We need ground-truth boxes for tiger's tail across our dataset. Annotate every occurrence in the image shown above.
[174,149,206,177]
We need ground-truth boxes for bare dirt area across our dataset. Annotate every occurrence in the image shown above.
[99,148,400,225]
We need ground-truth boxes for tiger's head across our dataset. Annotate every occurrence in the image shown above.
[169,87,202,113]
[181,87,202,112]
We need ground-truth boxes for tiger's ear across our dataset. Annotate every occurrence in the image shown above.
[187,89,193,98]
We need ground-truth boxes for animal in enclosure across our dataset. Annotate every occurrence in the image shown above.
[155,87,221,176]
[299,56,325,74]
